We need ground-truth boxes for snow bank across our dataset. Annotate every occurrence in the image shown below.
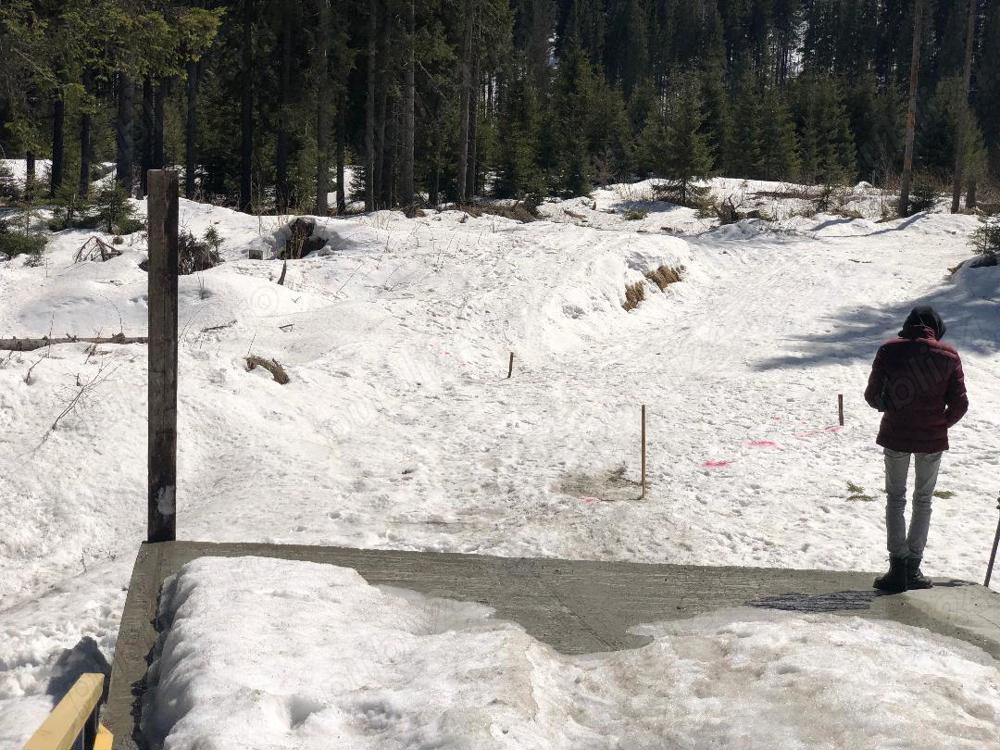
[144,557,1000,750]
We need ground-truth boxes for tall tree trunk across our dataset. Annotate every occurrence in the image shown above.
[79,106,92,198]
[315,0,331,215]
[466,56,480,197]
[376,87,388,208]
[49,91,65,198]
[141,77,153,196]
[428,133,440,206]
[185,60,199,199]
[239,0,255,213]
[365,0,377,212]
[401,0,415,212]
[25,151,35,201]
[456,2,474,202]
[966,177,977,209]
[276,18,292,213]
[898,0,923,218]
[375,2,392,209]
[78,70,93,198]
[336,98,346,213]
[379,99,394,207]
[115,72,134,193]
[951,0,977,214]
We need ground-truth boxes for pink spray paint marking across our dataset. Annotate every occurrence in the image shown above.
[747,439,779,448]
[825,425,843,433]
[702,459,732,469]
[579,496,599,505]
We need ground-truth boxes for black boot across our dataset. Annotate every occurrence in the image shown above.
[874,556,908,593]
[906,556,933,589]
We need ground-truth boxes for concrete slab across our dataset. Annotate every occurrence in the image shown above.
[104,542,1000,749]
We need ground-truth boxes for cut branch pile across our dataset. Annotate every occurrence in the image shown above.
[74,236,124,263]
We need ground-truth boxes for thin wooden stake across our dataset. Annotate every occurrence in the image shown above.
[147,170,178,543]
[507,351,514,379]
[838,394,844,426]
[986,493,1000,588]
[641,404,647,499]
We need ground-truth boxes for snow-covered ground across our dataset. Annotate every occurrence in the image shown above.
[1,175,999,746]
[0,158,53,189]
[145,557,1000,750]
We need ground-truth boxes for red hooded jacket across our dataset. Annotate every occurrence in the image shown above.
[864,308,968,453]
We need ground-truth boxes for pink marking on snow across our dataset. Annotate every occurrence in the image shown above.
[579,496,599,504]
[825,425,843,432]
[702,460,732,468]
[747,439,779,448]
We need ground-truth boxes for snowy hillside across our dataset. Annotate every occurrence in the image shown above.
[1,176,999,746]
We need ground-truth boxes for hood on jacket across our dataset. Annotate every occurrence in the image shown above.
[899,305,946,340]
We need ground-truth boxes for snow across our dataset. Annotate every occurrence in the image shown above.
[144,556,1000,750]
[0,159,53,188]
[1,176,999,745]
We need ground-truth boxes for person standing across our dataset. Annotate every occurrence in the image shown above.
[864,306,969,593]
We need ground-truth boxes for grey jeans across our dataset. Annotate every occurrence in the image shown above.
[884,448,942,559]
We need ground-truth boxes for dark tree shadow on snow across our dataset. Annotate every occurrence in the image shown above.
[753,263,1000,371]
[808,213,927,237]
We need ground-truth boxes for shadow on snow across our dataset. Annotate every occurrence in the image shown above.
[753,262,1000,371]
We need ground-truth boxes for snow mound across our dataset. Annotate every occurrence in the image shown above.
[143,557,1000,750]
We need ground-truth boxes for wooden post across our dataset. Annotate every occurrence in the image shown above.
[986,493,1000,588]
[147,170,178,543]
[507,352,514,379]
[641,404,646,499]
[838,394,844,426]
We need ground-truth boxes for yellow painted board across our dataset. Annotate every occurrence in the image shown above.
[23,673,104,750]
[93,724,114,750]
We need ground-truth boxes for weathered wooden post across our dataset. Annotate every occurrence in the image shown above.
[838,394,844,426]
[507,352,514,379]
[147,170,178,543]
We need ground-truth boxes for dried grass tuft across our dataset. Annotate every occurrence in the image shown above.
[645,264,684,290]
[623,281,646,311]
[624,265,684,310]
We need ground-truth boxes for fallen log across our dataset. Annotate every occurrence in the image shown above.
[245,355,289,384]
[0,333,148,352]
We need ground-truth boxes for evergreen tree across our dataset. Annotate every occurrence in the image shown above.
[758,86,799,181]
[845,74,903,184]
[729,71,764,179]
[494,65,544,199]
[916,76,988,184]
[974,2,1000,175]
[792,74,855,184]
[653,74,712,207]
[698,63,732,178]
